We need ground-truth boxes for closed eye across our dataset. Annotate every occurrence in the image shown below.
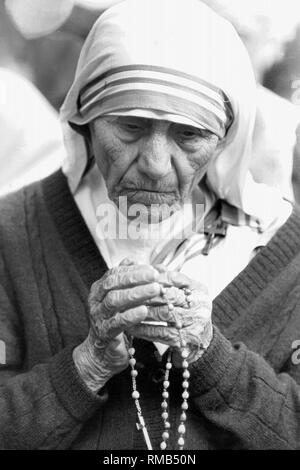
[175,123,207,136]
[173,124,209,142]
[179,129,202,138]
[117,117,148,134]
[122,123,144,132]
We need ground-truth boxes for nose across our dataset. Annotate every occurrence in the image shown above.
[137,133,172,180]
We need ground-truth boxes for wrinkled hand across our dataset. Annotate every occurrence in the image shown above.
[128,266,213,366]
[73,259,161,392]
[73,259,213,392]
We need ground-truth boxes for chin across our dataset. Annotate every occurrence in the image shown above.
[113,194,182,224]
[126,207,180,224]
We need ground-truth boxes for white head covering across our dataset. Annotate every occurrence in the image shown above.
[60,0,284,229]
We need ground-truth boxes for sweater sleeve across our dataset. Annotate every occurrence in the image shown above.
[0,253,107,450]
[189,327,300,449]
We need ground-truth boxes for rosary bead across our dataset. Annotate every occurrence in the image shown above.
[160,441,167,450]
[168,303,174,311]
[129,358,136,367]
[181,349,189,359]
[181,401,189,411]
[176,320,183,329]
[128,333,189,451]
[131,370,138,378]
[178,424,186,435]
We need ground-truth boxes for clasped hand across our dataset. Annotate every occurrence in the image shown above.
[73,259,212,392]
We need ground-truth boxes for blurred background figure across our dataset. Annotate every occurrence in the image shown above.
[202,0,300,202]
[201,0,299,82]
[1,0,300,201]
[0,0,70,195]
[3,0,119,109]
[0,0,116,196]
[0,67,66,196]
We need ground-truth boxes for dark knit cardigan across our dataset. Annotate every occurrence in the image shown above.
[0,170,300,450]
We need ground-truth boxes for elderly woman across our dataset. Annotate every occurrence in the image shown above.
[0,0,300,450]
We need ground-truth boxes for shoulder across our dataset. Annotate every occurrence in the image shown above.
[0,179,45,247]
[267,204,300,268]
[283,204,300,235]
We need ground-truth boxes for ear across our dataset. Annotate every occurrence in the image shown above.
[69,122,91,143]
[68,122,95,176]
[68,121,93,155]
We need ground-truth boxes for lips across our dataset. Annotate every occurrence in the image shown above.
[122,187,174,194]
[123,189,176,205]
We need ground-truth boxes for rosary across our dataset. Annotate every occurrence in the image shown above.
[128,285,192,450]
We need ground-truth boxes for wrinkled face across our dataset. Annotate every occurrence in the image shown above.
[89,116,219,222]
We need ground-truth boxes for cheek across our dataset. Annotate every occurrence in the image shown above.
[92,132,134,185]
[187,137,219,176]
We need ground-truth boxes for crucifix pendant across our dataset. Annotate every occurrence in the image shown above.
[136,414,153,450]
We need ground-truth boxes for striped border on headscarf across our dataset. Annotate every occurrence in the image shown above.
[78,65,233,138]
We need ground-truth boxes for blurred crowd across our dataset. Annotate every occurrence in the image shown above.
[1,0,300,200]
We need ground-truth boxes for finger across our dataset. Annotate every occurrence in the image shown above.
[144,305,200,328]
[160,271,208,294]
[106,305,149,338]
[94,306,148,341]
[143,304,172,323]
[184,291,212,310]
[145,286,187,307]
[101,282,161,315]
[176,304,211,322]
[127,323,180,348]
[157,270,190,288]
[102,265,159,293]
[90,265,159,304]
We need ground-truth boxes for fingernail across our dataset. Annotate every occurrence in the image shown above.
[151,282,161,295]
[161,286,167,295]
[141,305,148,315]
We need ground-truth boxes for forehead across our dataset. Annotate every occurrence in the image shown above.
[95,111,207,130]
[92,115,208,134]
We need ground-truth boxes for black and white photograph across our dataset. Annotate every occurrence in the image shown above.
[1,0,300,457]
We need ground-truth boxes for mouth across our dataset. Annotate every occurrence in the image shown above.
[121,187,174,194]
[121,189,176,204]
